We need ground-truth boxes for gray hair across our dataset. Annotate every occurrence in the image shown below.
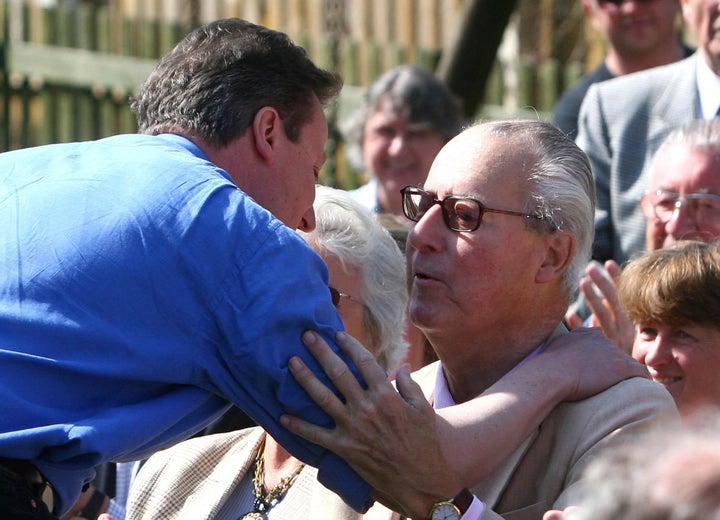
[566,411,720,520]
[132,18,342,146]
[473,120,595,297]
[340,65,464,172]
[299,185,408,372]
[649,117,720,176]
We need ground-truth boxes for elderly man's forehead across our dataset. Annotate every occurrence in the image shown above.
[651,144,720,186]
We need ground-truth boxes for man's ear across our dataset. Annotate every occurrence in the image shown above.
[536,231,575,284]
[251,106,283,164]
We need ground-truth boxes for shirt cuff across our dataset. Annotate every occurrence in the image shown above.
[461,496,485,520]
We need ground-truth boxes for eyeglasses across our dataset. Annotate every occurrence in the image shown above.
[641,189,720,225]
[329,286,362,307]
[596,0,657,8]
[400,185,545,232]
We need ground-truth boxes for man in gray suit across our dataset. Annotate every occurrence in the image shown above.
[576,0,720,266]
[283,120,677,520]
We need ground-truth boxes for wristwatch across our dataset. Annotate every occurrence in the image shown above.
[426,488,473,520]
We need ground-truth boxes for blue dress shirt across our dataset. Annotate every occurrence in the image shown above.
[0,134,370,514]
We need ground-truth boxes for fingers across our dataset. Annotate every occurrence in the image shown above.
[300,330,366,397]
[279,410,337,448]
[580,277,610,328]
[586,264,620,310]
[333,330,392,387]
[288,341,348,420]
[564,311,584,330]
[604,259,623,280]
[394,364,427,407]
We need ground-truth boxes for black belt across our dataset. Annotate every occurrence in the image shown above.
[0,457,55,514]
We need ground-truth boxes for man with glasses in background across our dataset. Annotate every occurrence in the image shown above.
[576,0,720,268]
[280,119,677,520]
[567,119,720,354]
[553,0,689,139]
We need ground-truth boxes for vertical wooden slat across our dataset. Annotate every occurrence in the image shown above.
[365,41,382,85]
[516,55,535,109]
[305,0,323,59]
[19,80,32,148]
[395,0,414,63]
[538,57,558,112]
[417,0,439,63]
[138,17,157,58]
[371,0,391,43]
[265,0,283,30]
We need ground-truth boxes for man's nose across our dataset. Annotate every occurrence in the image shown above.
[298,207,316,232]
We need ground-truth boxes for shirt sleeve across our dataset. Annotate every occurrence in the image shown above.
[462,497,485,520]
[194,195,372,512]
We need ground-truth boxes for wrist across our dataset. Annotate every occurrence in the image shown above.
[425,488,473,520]
[79,488,109,519]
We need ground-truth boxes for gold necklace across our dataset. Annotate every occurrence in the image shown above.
[240,439,306,520]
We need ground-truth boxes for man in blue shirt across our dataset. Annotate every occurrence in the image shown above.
[0,18,368,518]
[0,17,656,520]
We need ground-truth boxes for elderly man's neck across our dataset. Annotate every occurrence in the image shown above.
[433,313,565,404]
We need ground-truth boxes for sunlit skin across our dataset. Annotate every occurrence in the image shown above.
[587,0,683,74]
[406,130,570,403]
[681,0,720,73]
[632,322,720,415]
[323,253,372,353]
[211,94,328,232]
[363,97,447,216]
[262,248,377,488]
[644,145,720,251]
[268,97,328,231]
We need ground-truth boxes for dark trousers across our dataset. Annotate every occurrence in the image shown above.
[0,460,58,520]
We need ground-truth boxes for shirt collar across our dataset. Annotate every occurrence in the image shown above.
[695,52,720,119]
[432,343,546,409]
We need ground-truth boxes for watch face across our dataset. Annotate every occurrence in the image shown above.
[431,502,461,520]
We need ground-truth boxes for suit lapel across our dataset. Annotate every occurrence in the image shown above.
[648,54,700,140]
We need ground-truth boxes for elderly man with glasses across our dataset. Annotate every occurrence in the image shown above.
[280,119,678,520]
[568,118,720,353]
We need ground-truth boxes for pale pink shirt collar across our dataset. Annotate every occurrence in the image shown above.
[431,343,546,519]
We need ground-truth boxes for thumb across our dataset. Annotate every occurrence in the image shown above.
[394,364,425,406]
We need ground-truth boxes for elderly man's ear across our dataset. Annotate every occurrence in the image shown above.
[535,231,574,284]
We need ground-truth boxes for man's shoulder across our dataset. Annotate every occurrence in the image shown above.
[555,376,678,426]
[587,54,696,98]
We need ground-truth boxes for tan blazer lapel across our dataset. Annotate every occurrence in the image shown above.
[181,430,265,519]
[470,430,537,509]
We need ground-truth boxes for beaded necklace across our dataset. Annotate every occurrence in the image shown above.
[239,440,306,519]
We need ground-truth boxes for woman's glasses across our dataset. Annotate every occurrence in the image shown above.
[329,286,363,307]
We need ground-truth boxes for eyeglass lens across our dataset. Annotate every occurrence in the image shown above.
[598,0,656,6]
[647,191,720,224]
[402,187,481,232]
[329,287,341,306]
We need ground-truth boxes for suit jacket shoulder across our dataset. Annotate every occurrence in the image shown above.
[412,367,678,520]
[577,53,699,263]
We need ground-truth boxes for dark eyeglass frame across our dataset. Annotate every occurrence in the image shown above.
[329,286,363,307]
[641,189,720,224]
[596,0,657,7]
[400,185,546,232]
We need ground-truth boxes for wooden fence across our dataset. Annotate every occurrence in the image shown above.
[0,0,585,188]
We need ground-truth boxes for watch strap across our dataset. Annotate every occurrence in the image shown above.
[451,487,473,515]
